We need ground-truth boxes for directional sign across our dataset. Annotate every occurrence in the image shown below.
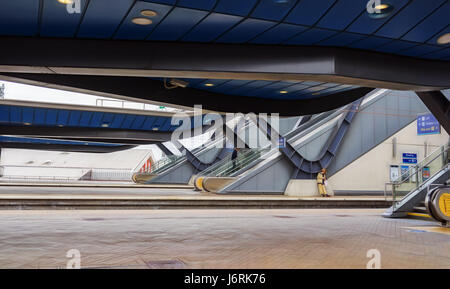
[402,153,417,164]
[417,113,440,135]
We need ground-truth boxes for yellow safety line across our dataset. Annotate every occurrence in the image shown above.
[407,212,431,218]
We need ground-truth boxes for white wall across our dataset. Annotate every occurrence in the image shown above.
[0,148,154,180]
[328,121,448,193]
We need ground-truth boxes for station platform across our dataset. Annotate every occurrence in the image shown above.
[0,209,448,269]
[0,185,391,210]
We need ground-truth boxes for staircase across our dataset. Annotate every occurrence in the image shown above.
[383,141,449,219]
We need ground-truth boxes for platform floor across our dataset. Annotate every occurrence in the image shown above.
[0,209,448,269]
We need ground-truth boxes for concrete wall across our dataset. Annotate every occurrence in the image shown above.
[328,121,449,194]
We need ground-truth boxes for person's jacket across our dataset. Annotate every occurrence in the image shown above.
[316,172,325,185]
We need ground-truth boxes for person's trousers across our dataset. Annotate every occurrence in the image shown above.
[317,184,327,196]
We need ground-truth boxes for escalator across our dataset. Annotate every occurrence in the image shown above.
[383,141,450,226]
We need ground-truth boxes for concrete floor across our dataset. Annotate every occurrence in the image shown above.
[0,209,448,269]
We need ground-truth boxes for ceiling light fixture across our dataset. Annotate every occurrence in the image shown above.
[437,33,450,45]
[204,83,214,87]
[141,10,158,17]
[368,2,394,19]
[131,17,152,25]
[58,0,74,4]
[279,90,288,94]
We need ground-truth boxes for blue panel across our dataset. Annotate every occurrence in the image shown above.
[101,113,115,126]
[217,18,276,43]
[214,0,258,16]
[150,116,166,129]
[0,107,9,123]
[32,108,46,125]
[421,48,450,60]
[121,115,137,129]
[22,107,34,124]
[375,0,446,39]
[284,28,337,45]
[79,111,93,126]
[89,112,104,127]
[57,110,70,126]
[77,0,134,39]
[402,2,450,43]
[427,26,450,47]
[251,0,298,21]
[130,115,146,129]
[10,107,22,124]
[401,44,444,57]
[250,23,307,44]
[115,1,172,40]
[68,110,82,126]
[348,36,392,50]
[317,32,365,46]
[142,0,177,5]
[346,0,409,35]
[182,13,242,42]
[285,0,336,26]
[0,0,39,36]
[40,0,87,37]
[229,81,274,95]
[159,118,172,131]
[109,114,126,128]
[211,80,253,94]
[247,81,292,97]
[177,0,217,11]
[148,8,207,41]
[141,116,157,130]
[374,40,417,53]
[45,109,57,126]
[143,0,176,4]
[317,0,365,30]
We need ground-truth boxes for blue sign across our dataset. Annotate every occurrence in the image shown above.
[402,153,417,164]
[417,113,440,135]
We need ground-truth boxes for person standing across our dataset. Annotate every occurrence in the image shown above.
[317,168,330,197]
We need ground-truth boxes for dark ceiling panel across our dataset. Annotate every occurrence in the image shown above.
[77,0,134,39]
[147,7,207,41]
[375,0,446,39]
[41,0,87,37]
[402,2,450,43]
[0,0,39,36]
[251,0,298,21]
[217,18,276,43]
[181,13,242,42]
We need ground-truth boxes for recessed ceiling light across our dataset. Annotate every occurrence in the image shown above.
[374,4,390,10]
[437,33,450,45]
[131,17,152,25]
[152,127,159,131]
[279,90,288,94]
[58,0,74,4]
[101,123,109,128]
[23,122,31,125]
[368,3,394,19]
[204,83,214,87]
[141,10,158,17]
[58,124,64,127]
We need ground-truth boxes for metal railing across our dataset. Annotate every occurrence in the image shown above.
[386,140,449,205]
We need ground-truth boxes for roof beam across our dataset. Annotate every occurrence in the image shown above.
[0,37,448,91]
